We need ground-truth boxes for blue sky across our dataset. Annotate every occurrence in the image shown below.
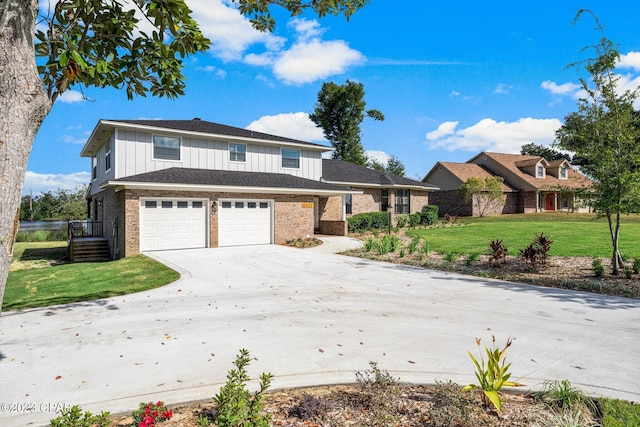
[27,0,640,193]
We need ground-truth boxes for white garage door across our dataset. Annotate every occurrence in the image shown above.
[140,199,208,251]
[218,199,272,247]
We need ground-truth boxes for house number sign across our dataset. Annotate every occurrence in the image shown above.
[301,202,314,208]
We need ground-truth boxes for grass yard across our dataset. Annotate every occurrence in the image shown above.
[4,242,180,311]
[407,213,640,258]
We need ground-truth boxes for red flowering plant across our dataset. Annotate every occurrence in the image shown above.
[132,401,173,427]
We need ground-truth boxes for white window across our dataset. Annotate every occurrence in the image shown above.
[282,149,300,169]
[153,135,180,161]
[560,166,568,179]
[92,157,97,180]
[105,141,111,171]
[230,143,246,162]
[536,164,545,178]
[345,194,352,215]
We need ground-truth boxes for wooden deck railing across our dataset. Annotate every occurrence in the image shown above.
[68,220,104,240]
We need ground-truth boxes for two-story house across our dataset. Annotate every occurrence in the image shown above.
[79,119,435,258]
[422,152,592,217]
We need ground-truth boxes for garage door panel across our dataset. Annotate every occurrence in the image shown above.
[218,199,272,247]
[140,199,207,251]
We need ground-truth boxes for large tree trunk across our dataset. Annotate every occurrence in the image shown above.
[0,1,52,315]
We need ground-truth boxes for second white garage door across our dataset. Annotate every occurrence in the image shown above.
[218,199,273,247]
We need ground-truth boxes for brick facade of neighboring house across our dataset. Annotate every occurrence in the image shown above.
[423,152,592,217]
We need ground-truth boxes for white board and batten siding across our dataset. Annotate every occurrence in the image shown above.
[113,129,323,181]
[139,198,209,251]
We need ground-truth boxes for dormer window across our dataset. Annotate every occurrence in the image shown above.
[536,164,545,178]
[559,166,568,179]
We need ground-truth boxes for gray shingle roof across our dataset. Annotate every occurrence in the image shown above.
[110,167,348,192]
[115,119,328,148]
[322,159,437,189]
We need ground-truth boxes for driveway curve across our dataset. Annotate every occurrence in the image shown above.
[1,244,639,426]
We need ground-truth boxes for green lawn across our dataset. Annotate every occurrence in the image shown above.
[4,242,180,311]
[407,213,640,258]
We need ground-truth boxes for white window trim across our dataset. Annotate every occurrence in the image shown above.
[559,166,568,179]
[536,164,545,178]
[152,134,182,162]
[105,141,112,172]
[281,148,301,170]
[229,142,247,163]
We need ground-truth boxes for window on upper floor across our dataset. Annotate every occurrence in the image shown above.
[105,142,111,171]
[395,189,410,214]
[282,148,300,169]
[229,143,246,162]
[92,158,97,180]
[153,135,181,161]
[345,194,352,215]
[560,166,568,179]
[536,164,545,178]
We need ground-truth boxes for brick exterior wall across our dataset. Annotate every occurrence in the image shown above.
[352,188,380,214]
[96,189,342,257]
[410,190,429,214]
[428,190,472,217]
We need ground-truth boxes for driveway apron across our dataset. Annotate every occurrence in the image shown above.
[1,244,639,426]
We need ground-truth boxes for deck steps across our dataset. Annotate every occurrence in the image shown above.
[69,238,111,262]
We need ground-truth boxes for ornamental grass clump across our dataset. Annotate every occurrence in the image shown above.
[462,336,523,413]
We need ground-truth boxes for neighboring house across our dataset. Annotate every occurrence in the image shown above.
[321,159,437,217]
[422,152,592,217]
[78,119,436,258]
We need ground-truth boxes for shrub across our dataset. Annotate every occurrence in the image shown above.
[592,259,604,277]
[462,336,523,413]
[408,236,420,254]
[624,265,633,279]
[519,244,539,265]
[633,258,640,274]
[395,214,408,228]
[354,362,401,426]
[519,233,553,266]
[445,252,458,263]
[364,236,377,252]
[536,379,595,413]
[420,205,439,225]
[288,394,331,422]
[50,405,111,427]
[408,213,421,227]
[444,213,459,224]
[489,239,508,265]
[599,397,640,427]
[213,349,273,427]
[376,234,401,255]
[132,401,173,427]
[465,253,480,266]
[348,212,390,233]
[429,380,490,427]
[422,239,431,256]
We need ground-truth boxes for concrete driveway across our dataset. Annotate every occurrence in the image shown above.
[1,243,639,426]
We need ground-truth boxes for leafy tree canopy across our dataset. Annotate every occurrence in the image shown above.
[555,9,640,273]
[310,80,384,166]
[520,143,571,163]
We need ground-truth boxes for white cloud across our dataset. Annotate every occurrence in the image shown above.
[426,121,459,140]
[197,65,227,78]
[23,171,91,195]
[58,90,85,103]
[425,117,562,153]
[246,112,325,142]
[61,134,88,145]
[540,80,581,96]
[273,38,364,85]
[365,150,390,166]
[617,51,640,71]
[494,83,512,94]
[187,0,285,61]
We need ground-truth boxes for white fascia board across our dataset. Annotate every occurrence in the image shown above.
[323,180,439,191]
[102,181,361,197]
[97,120,332,152]
[80,120,114,158]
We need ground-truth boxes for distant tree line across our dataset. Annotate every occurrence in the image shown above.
[20,186,88,221]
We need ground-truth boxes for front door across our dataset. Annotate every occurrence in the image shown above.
[545,194,555,211]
